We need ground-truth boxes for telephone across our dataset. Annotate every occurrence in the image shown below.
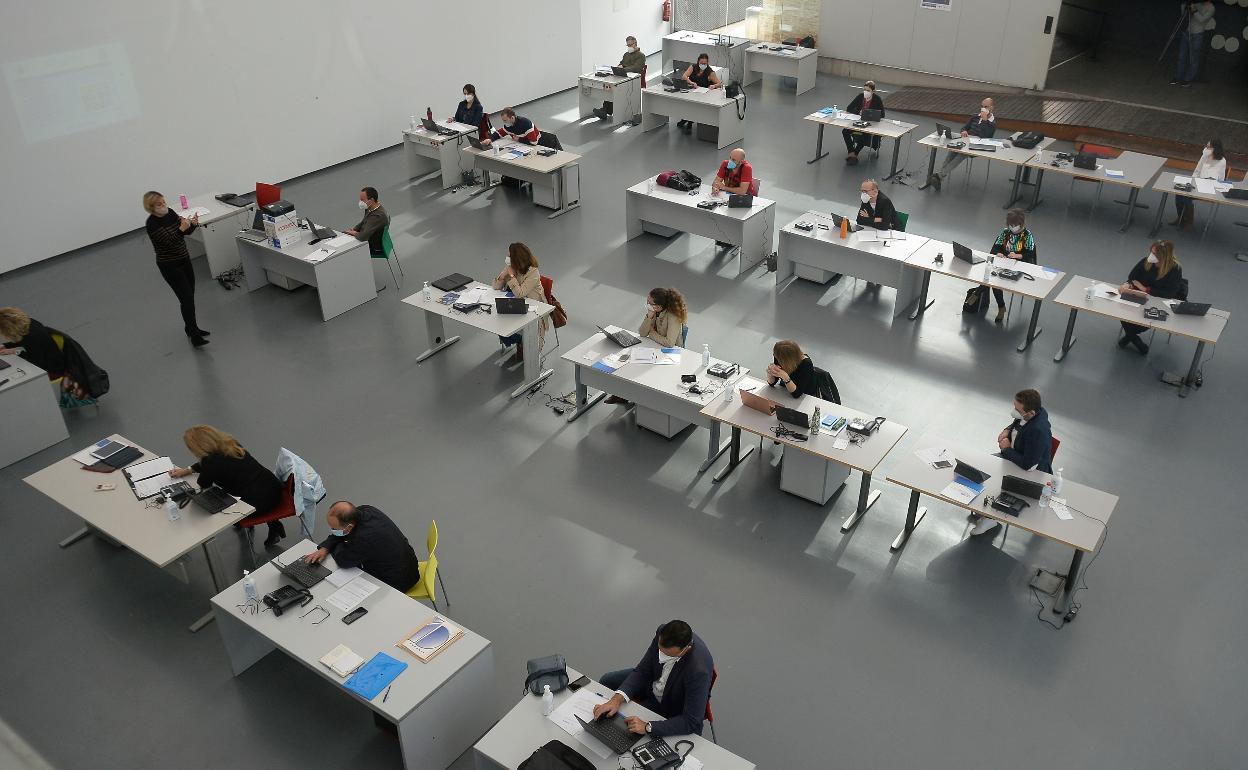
[263,585,311,616]
[630,738,693,770]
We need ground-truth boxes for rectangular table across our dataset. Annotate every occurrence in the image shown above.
[462,139,582,218]
[776,212,929,317]
[904,238,1067,352]
[401,282,555,399]
[803,111,918,179]
[1023,150,1166,232]
[1148,172,1248,238]
[474,665,755,770]
[702,377,907,516]
[640,84,745,149]
[916,132,1055,207]
[662,30,749,84]
[0,358,68,468]
[887,434,1117,615]
[1051,275,1229,397]
[744,43,818,94]
[402,120,479,189]
[236,230,375,321]
[180,193,256,278]
[626,177,776,276]
[26,434,252,631]
[578,71,643,125]
[212,540,495,770]
[562,330,749,472]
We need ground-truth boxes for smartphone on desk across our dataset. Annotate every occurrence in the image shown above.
[567,675,591,692]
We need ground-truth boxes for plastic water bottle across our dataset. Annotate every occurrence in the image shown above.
[243,570,257,600]
[541,685,555,715]
[811,405,821,435]
[1085,284,1095,301]
[423,281,432,301]
[1039,480,1054,509]
[725,383,736,403]
[1053,468,1064,495]
[702,344,711,369]
[164,495,181,522]
[410,114,417,130]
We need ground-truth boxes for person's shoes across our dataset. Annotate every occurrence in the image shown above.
[592,107,610,121]
[196,329,211,336]
[995,307,1006,323]
[929,174,942,192]
[191,336,210,348]
[846,153,858,165]
[263,520,287,549]
[1178,81,1191,88]
[1169,78,1181,85]
[1129,336,1150,355]
[970,517,1001,537]
[829,273,843,285]
[605,395,629,405]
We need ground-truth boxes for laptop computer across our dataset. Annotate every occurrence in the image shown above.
[828,213,862,233]
[189,485,238,513]
[238,209,268,242]
[952,241,986,265]
[1001,474,1045,500]
[576,714,640,755]
[468,136,487,150]
[1173,301,1210,316]
[421,117,458,136]
[432,273,473,292]
[495,297,527,314]
[611,66,629,77]
[0,357,9,371]
[597,325,642,347]
[1120,292,1147,305]
[860,108,882,123]
[304,218,336,243]
[276,557,331,589]
[1224,188,1248,200]
[967,142,997,152]
[775,405,810,429]
[953,460,990,485]
[739,387,779,416]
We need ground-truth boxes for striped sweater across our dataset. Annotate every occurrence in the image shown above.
[145,210,196,263]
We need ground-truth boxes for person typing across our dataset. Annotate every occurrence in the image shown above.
[302,501,421,592]
[593,36,646,120]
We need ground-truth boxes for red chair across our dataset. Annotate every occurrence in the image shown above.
[1050,436,1061,461]
[748,179,761,196]
[539,275,562,347]
[705,666,719,742]
[640,64,648,88]
[237,476,298,567]
[477,114,492,142]
[256,182,281,209]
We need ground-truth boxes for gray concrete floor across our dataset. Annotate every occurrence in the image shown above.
[1,66,1246,770]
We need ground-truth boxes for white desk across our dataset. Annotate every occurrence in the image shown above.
[25,434,252,631]
[1149,172,1248,238]
[402,120,479,189]
[236,229,375,321]
[744,43,818,94]
[887,434,1117,616]
[578,71,643,125]
[0,358,68,468]
[401,282,555,399]
[776,212,929,317]
[803,111,918,179]
[1023,150,1166,232]
[701,377,908,513]
[474,666,755,770]
[916,132,1055,207]
[905,238,1067,352]
[662,31,749,84]
[640,83,745,149]
[626,176,775,276]
[461,139,582,218]
[562,331,749,472]
[212,540,495,770]
[180,193,256,277]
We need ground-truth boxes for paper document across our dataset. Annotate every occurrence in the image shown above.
[133,473,174,499]
[1193,178,1221,195]
[547,688,612,759]
[124,456,175,482]
[324,233,355,249]
[941,478,984,505]
[629,347,679,365]
[1050,497,1073,521]
[681,757,704,770]
[456,287,489,306]
[304,248,332,263]
[832,436,851,450]
[916,447,954,469]
[182,206,211,219]
[326,577,380,613]
[1173,175,1192,185]
[1105,169,1125,179]
[326,566,364,588]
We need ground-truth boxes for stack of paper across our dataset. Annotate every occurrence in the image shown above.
[548,689,612,759]
[326,577,379,613]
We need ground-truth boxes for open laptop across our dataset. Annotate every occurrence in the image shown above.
[953,460,990,485]
[238,209,268,242]
[421,117,458,137]
[1001,474,1045,500]
[304,218,335,243]
[739,386,779,416]
[1173,301,1210,316]
[432,273,472,292]
[775,405,810,429]
[597,325,642,347]
[1224,188,1248,200]
[495,297,527,314]
[952,241,986,265]
[576,714,640,755]
[610,66,630,77]
[828,212,862,233]
[276,556,331,589]
[859,108,882,123]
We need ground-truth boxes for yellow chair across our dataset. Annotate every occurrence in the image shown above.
[405,520,450,610]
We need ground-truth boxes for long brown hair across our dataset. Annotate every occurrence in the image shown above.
[648,288,688,322]
[1149,240,1179,278]
[183,425,245,460]
[508,242,538,274]
[0,307,32,341]
[773,340,804,373]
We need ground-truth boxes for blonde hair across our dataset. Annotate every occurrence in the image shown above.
[864,80,876,91]
[142,191,165,214]
[183,425,245,460]
[1150,240,1180,278]
[773,340,804,373]
[648,287,688,323]
[0,307,32,341]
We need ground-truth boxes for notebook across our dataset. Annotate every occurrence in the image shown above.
[320,644,366,678]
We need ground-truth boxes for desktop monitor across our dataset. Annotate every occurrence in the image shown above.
[256,182,281,210]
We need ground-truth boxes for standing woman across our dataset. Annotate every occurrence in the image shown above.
[492,242,547,365]
[1117,240,1184,355]
[1172,138,1226,230]
[143,191,209,347]
[170,425,286,547]
[450,83,485,139]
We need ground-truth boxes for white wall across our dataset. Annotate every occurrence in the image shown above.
[0,1,583,274]
[579,0,668,73]
[819,0,1062,90]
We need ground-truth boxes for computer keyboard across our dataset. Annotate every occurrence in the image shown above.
[193,485,237,513]
[281,559,330,588]
[584,717,639,754]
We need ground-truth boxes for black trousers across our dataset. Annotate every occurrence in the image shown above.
[1121,321,1148,338]
[601,100,614,115]
[842,129,880,155]
[992,255,1038,308]
[158,258,200,337]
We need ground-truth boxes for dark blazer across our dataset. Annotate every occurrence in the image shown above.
[192,450,282,512]
[3,318,65,377]
[318,505,420,592]
[1127,260,1183,299]
[619,627,714,738]
[961,114,996,139]
[846,91,884,118]
[1001,407,1054,473]
[857,191,898,230]
[453,99,484,129]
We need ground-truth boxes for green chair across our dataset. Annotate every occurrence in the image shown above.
[895,211,909,232]
[372,226,405,289]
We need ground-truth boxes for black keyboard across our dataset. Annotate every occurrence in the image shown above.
[279,559,330,589]
[578,716,638,755]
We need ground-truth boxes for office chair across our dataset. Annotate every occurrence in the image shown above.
[371,226,404,290]
[539,275,560,349]
[680,325,689,347]
[748,178,761,196]
[406,520,450,611]
[46,330,100,411]
[704,666,719,743]
[894,211,909,232]
[237,475,314,568]
[255,182,281,209]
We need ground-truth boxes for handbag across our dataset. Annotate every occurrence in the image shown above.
[666,169,701,192]
[1013,131,1044,149]
[523,654,569,696]
[1073,152,1097,170]
[518,740,595,770]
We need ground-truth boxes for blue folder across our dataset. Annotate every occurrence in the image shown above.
[343,652,408,700]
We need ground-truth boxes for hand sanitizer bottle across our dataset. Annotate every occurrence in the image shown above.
[423,281,432,301]
[541,685,555,715]
[410,114,417,130]
[1040,479,1054,509]
[243,570,257,600]
[1053,468,1064,495]
[702,344,711,368]
[164,494,181,522]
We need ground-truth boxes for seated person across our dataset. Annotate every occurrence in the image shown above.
[593,36,646,120]
[449,83,484,133]
[986,208,1038,323]
[605,288,689,405]
[484,107,557,149]
[974,388,1053,536]
[492,242,548,365]
[712,148,752,196]
[842,80,884,165]
[1172,138,1226,230]
[346,186,389,256]
[766,340,817,399]
[0,306,91,400]
[170,425,285,547]
[675,54,722,133]
[303,501,421,592]
[1117,240,1184,355]
[593,620,713,738]
[856,179,897,230]
[927,97,995,190]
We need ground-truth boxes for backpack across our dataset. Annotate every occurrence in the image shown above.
[518,740,595,770]
[665,170,701,192]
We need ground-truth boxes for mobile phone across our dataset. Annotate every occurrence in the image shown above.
[568,675,591,692]
[95,483,116,492]
[342,607,368,625]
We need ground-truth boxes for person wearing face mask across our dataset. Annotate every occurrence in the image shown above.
[143,190,209,347]
[450,83,484,136]
[345,186,390,257]
[1117,240,1184,355]
[711,148,753,196]
[1171,138,1226,230]
[169,425,285,548]
[842,80,885,165]
[984,208,1038,323]
[926,97,995,191]
[492,242,547,365]
[301,501,421,591]
[593,36,646,120]
[485,107,544,146]
[972,388,1053,536]
[605,287,689,405]
[855,179,897,230]
[592,620,714,739]
[675,54,722,133]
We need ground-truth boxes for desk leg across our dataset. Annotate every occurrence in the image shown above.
[883,137,903,181]
[546,166,581,220]
[841,472,881,532]
[1027,169,1045,211]
[565,365,606,423]
[807,124,827,165]
[510,321,554,399]
[1016,299,1044,353]
[1054,308,1079,362]
[1150,191,1169,237]
[189,537,226,633]
[1005,166,1024,208]
[908,271,934,321]
[890,490,928,552]
[1117,188,1143,232]
[712,426,755,483]
[1053,549,1084,616]
[470,168,497,197]
[1179,341,1204,398]
[416,314,460,362]
[59,526,92,548]
[700,421,733,473]
[917,148,938,189]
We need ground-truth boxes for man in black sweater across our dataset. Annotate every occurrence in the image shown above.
[346,186,389,256]
[928,97,996,191]
[304,501,421,591]
[856,178,897,230]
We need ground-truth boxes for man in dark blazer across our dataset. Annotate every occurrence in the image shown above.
[593,620,713,738]
[972,388,1054,536]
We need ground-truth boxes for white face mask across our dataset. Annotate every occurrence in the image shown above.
[504,256,511,267]
[860,192,871,204]
[657,651,680,665]
[698,63,708,70]
[647,303,658,314]
[358,200,367,210]
[628,45,638,53]
[1009,225,1022,234]
[153,205,169,217]
[464,94,473,103]
[1011,408,1025,421]
[1146,254,1159,265]
[1201,147,1211,156]
[863,90,872,99]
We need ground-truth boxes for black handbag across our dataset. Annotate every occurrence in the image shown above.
[518,740,595,770]
[1073,152,1097,170]
[523,654,569,696]
[1013,131,1044,149]
[666,170,701,192]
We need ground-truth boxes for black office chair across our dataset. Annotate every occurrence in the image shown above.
[538,132,563,151]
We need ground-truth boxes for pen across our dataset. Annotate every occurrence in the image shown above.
[382,685,392,702]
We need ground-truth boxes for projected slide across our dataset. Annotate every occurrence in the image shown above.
[4,43,141,143]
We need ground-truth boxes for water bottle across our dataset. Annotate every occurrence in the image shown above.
[725,382,736,403]
[701,344,711,368]
[811,405,821,435]
[1053,468,1064,495]
[1039,480,1053,509]
[164,494,181,522]
[831,104,838,117]
[423,281,432,302]
[243,570,257,600]
[541,685,555,716]
[1085,283,1095,301]
[178,194,188,210]
[409,114,417,130]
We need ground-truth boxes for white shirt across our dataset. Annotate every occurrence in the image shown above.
[614,653,682,705]
[1194,153,1227,182]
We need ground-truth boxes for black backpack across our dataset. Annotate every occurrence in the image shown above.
[1013,131,1044,149]
[53,328,109,398]
[666,170,701,192]
[518,740,595,770]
